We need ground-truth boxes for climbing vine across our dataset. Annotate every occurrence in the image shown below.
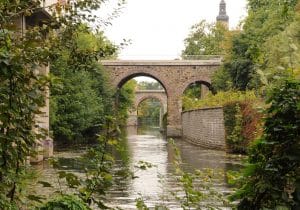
[0,0,123,208]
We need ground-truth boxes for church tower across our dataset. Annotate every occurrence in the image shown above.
[216,0,229,28]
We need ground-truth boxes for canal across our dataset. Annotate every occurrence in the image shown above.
[31,126,243,209]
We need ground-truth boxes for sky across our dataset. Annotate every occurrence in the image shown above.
[99,0,248,60]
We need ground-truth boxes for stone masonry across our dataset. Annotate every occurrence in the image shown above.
[181,107,226,150]
[102,60,221,137]
[127,90,167,127]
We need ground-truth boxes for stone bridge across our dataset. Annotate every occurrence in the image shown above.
[102,60,221,137]
[127,90,168,128]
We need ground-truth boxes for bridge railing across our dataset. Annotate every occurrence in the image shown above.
[181,55,222,60]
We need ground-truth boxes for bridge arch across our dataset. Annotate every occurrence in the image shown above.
[115,72,169,96]
[181,78,212,95]
[128,90,168,128]
[135,92,167,109]
[181,79,214,102]
[102,60,221,137]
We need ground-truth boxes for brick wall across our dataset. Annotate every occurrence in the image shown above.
[181,107,225,150]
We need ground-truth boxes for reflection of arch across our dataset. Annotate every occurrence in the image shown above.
[128,90,168,128]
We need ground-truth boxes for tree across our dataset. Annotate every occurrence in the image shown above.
[259,10,300,89]
[222,0,299,90]
[233,79,300,209]
[117,79,137,125]
[50,25,117,144]
[182,20,228,59]
[137,99,161,126]
[0,0,120,207]
[232,7,300,208]
[137,81,164,90]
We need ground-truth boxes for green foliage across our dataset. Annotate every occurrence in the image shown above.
[133,140,230,209]
[223,33,255,90]
[221,0,299,90]
[183,91,261,154]
[50,25,116,144]
[116,79,137,125]
[51,69,103,142]
[211,67,233,92]
[225,104,245,152]
[182,83,203,111]
[0,0,122,207]
[135,196,150,210]
[138,98,161,126]
[260,11,300,89]
[137,81,164,90]
[38,195,91,210]
[232,79,300,209]
[0,1,52,207]
[44,117,121,209]
[182,20,228,58]
[182,90,257,110]
[183,83,202,100]
[169,139,229,209]
[223,102,262,154]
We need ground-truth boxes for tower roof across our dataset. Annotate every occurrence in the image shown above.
[216,0,229,22]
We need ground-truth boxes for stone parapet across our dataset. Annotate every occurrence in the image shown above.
[102,60,221,138]
[181,107,225,150]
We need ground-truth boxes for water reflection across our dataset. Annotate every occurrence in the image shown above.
[107,126,243,209]
[32,125,244,209]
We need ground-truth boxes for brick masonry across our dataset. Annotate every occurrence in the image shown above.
[181,107,226,150]
[102,60,221,137]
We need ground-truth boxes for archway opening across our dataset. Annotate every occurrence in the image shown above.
[182,81,212,111]
[137,98,163,128]
[116,75,168,131]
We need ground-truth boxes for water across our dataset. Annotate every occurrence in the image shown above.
[31,126,244,209]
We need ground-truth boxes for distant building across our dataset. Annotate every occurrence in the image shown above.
[216,0,229,28]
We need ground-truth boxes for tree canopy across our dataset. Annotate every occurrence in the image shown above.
[182,20,229,59]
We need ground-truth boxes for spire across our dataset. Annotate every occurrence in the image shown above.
[216,0,229,26]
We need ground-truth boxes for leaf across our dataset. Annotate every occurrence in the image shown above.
[38,181,53,188]
[27,194,45,203]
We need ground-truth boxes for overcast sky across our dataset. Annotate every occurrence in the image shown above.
[100,0,248,60]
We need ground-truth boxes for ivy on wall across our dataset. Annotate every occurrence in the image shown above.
[224,101,262,154]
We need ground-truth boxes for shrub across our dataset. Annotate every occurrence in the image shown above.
[38,195,91,210]
[232,79,300,209]
[182,90,257,111]
[224,102,262,154]
[183,90,262,154]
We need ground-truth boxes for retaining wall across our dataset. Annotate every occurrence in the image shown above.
[181,107,226,150]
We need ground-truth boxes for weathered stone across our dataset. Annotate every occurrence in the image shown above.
[182,107,226,150]
[102,60,221,137]
[128,90,167,128]
[43,137,54,159]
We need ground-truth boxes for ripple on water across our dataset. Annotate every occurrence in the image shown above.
[32,126,244,209]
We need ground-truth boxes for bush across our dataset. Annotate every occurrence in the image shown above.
[182,90,257,111]
[38,195,91,210]
[233,79,300,209]
[224,102,262,154]
[183,90,262,154]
